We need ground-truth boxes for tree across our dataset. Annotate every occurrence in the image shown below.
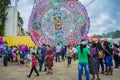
[98,29,120,38]
[0,0,10,36]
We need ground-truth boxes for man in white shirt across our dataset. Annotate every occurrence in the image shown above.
[72,46,78,61]
[56,43,62,62]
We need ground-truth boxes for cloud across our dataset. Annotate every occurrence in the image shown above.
[88,13,119,36]
[86,0,120,36]
[17,0,33,31]
[12,0,120,36]
[91,13,110,26]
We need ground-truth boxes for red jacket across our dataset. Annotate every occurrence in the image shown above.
[32,56,36,67]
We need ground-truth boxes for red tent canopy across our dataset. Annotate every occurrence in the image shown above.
[89,35,101,41]
[101,38,108,42]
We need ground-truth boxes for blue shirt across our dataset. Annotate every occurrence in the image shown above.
[3,47,8,58]
[41,46,46,57]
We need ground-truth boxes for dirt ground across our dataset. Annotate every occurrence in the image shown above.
[0,58,120,80]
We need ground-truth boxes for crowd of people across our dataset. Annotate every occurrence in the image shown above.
[77,40,120,80]
[0,40,120,80]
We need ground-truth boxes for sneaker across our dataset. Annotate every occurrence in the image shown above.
[36,75,39,77]
[101,72,104,74]
[109,72,113,75]
[46,72,50,75]
[26,75,30,78]
[114,67,118,68]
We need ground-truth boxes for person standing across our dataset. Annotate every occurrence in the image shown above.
[3,46,8,67]
[56,43,62,62]
[96,42,105,74]
[45,44,54,75]
[72,46,78,61]
[27,52,39,78]
[113,44,119,68]
[103,42,113,75]
[36,47,43,71]
[89,42,100,80]
[66,45,72,67]
[39,44,47,72]
[76,40,90,80]
[62,46,67,61]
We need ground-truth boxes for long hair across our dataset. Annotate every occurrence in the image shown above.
[96,42,103,50]
[80,44,86,54]
[91,41,96,48]
[103,41,110,50]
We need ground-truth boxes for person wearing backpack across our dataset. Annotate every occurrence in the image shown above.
[103,42,113,75]
[96,42,105,74]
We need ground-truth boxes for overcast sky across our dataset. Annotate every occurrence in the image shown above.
[11,0,120,36]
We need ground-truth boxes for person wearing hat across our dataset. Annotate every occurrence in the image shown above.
[76,40,90,80]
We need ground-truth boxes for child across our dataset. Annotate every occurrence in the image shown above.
[12,51,17,63]
[27,52,39,78]
[17,52,20,65]
[66,45,73,67]
[24,58,27,67]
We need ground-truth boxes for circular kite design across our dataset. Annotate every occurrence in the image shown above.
[39,37,48,44]
[68,1,76,9]
[29,0,90,46]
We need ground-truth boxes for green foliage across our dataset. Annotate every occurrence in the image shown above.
[0,0,10,36]
[97,30,120,38]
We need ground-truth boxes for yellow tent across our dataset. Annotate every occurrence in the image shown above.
[3,36,37,47]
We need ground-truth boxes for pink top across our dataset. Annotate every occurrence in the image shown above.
[20,45,25,51]
[32,56,36,67]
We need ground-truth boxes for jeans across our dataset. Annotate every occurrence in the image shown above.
[114,54,119,68]
[78,63,90,80]
[98,58,104,73]
[61,52,65,61]
[39,63,43,71]
[3,57,8,67]
[67,57,71,66]
[73,53,76,61]
[39,63,47,72]
[39,56,47,72]
[118,56,120,65]
[56,52,60,62]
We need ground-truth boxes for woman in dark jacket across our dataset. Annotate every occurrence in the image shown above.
[103,42,113,75]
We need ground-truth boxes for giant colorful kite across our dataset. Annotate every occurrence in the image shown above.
[29,0,90,46]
